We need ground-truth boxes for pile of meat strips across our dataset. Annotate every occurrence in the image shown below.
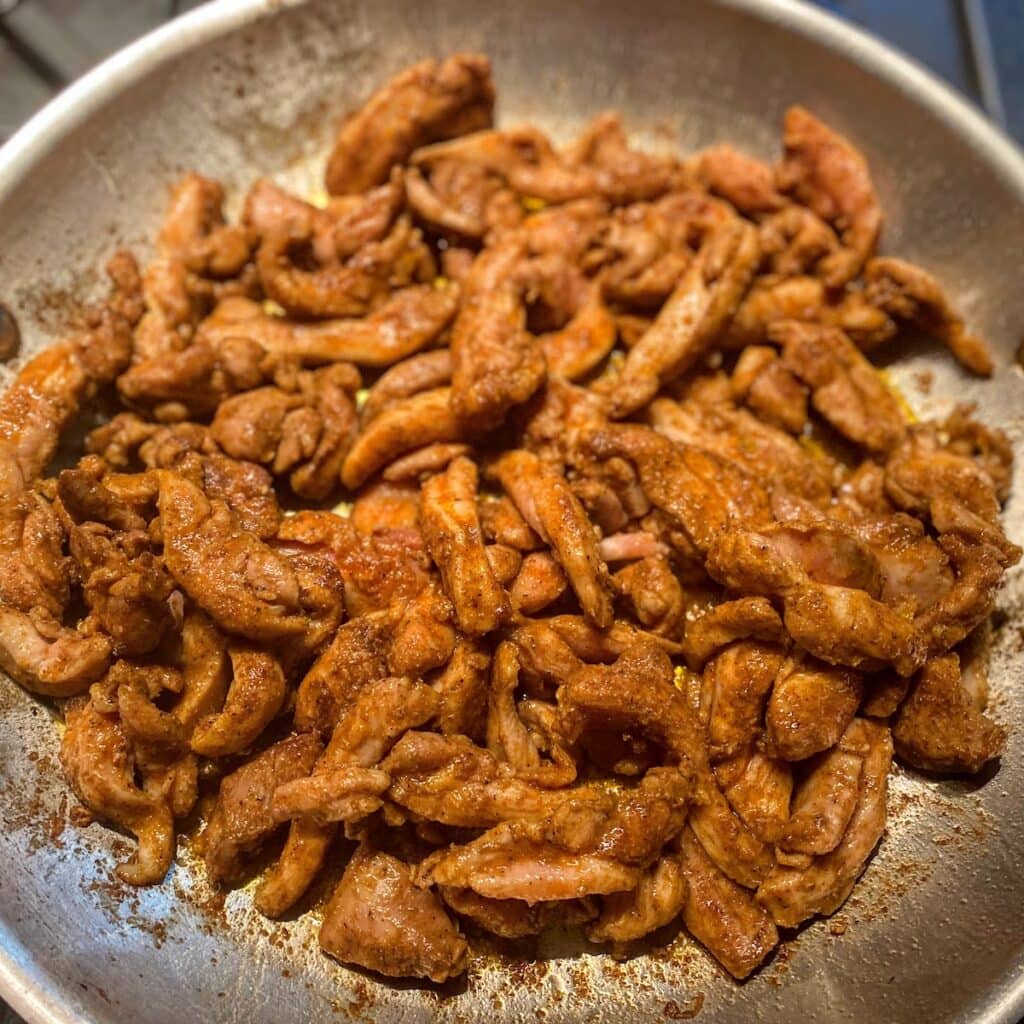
[0,54,1017,984]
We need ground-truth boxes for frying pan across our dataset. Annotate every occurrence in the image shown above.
[0,1,1022,1021]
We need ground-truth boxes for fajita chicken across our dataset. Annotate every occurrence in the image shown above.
[0,53,1016,985]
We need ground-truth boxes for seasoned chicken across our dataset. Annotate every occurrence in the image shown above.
[449,237,546,431]
[588,853,688,944]
[61,697,174,885]
[608,218,760,416]
[865,257,995,376]
[585,424,771,555]
[776,105,882,285]
[695,144,784,214]
[325,54,494,195]
[210,363,360,500]
[705,641,786,761]
[757,720,892,926]
[492,449,613,627]
[772,319,906,454]
[766,656,862,762]
[384,731,565,827]
[683,598,786,670]
[779,718,869,856]
[342,387,465,489]
[418,768,691,902]
[649,396,834,505]
[320,843,469,982]
[203,285,459,368]
[678,826,779,980]
[892,654,1006,774]
[420,456,509,634]
[203,733,321,884]
[4,53,1018,991]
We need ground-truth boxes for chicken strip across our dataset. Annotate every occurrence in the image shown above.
[683,598,786,670]
[695,144,784,214]
[772,319,906,455]
[492,449,613,627]
[541,281,618,381]
[61,698,174,886]
[557,642,708,788]
[585,424,772,555]
[384,731,565,827]
[776,106,882,286]
[360,349,453,423]
[449,236,546,431]
[705,641,786,762]
[717,751,792,845]
[325,54,494,195]
[156,470,308,641]
[203,733,322,885]
[757,720,892,927]
[588,853,688,944]
[293,610,396,734]
[892,654,1006,774]
[341,387,465,489]
[609,218,760,417]
[648,396,834,506]
[779,719,868,856]
[707,529,925,676]
[201,285,459,368]
[766,656,862,762]
[688,778,775,890]
[420,456,509,634]
[417,768,691,902]
[865,257,994,376]
[320,844,468,982]
[678,826,778,980]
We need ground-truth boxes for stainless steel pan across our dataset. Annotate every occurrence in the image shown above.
[0,1,1022,1021]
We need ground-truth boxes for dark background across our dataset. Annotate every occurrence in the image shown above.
[0,1,1021,1022]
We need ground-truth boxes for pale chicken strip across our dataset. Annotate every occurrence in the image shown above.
[420,456,509,634]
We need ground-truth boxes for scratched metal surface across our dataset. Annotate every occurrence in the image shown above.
[0,1,1022,1022]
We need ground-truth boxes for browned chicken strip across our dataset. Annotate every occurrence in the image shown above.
[609,218,760,416]
[320,843,468,982]
[325,54,495,195]
[776,106,882,286]
[449,237,546,431]
[757,720,892,927]
[678,826,779,980]
[492,449,613,627]
[420,456,509,634]
[892,654,1006,774]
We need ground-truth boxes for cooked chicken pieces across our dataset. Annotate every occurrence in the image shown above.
[320,843,468,982]
[3,55,1016,993]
